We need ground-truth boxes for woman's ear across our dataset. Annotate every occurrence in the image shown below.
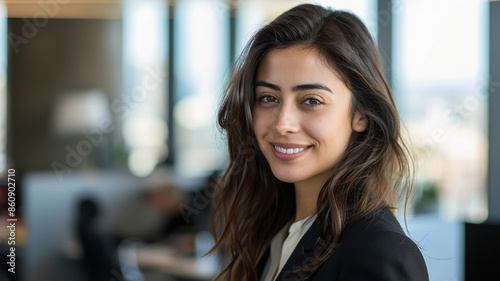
[353,112,367,132]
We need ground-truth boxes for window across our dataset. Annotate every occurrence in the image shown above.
[172,0,230,177]
[393,0,489,222]
[122,0,169,177]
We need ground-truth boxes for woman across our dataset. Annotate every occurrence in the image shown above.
[209,4,428,281]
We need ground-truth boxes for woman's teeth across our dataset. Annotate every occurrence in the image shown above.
[274,146,307,154]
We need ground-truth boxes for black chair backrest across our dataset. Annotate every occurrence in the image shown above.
[465,222,500,280]
[77,197,122,281]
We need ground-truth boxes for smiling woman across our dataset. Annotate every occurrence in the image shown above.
[209,4,428,281]
[253,47,367,204]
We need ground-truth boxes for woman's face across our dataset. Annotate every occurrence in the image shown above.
[253,46,366,188]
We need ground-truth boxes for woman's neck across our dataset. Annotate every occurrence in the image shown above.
[293,176,326,222]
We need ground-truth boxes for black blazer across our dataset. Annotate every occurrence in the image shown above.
[258,208,429,281]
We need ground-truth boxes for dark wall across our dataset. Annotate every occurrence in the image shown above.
[7,18,122,172]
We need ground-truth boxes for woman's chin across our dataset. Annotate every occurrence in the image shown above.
[271,170,303,184]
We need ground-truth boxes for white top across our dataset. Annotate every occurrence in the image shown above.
[260,215,317,281]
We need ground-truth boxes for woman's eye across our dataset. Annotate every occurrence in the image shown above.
[303,98,322,105]
[260,96,278,103]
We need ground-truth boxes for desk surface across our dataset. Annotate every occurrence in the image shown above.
[134,243,217,281]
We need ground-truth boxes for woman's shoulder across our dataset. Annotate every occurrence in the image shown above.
[325,208,429,280]
[337,208,422,257]
[341,207,407,240]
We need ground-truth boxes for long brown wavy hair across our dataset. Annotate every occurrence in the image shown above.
[209,4,414,281]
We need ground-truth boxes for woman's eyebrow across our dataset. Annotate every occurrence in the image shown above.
[256,81,333,94]
[255,81,281,91]
[292,83,333,93]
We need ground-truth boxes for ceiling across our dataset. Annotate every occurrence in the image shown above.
[4,0,127,19]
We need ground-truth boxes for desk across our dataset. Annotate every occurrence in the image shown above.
[133,243,217,281]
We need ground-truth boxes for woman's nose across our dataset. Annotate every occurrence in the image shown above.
[274,103,300,135]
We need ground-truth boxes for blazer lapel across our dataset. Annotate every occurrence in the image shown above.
[274,218,320,281]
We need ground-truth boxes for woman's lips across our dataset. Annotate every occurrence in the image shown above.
[270,142,311,161]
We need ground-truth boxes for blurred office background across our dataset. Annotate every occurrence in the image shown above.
[0,0,498,280]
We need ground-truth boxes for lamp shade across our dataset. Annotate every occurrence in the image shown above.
[51,89,111,137]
